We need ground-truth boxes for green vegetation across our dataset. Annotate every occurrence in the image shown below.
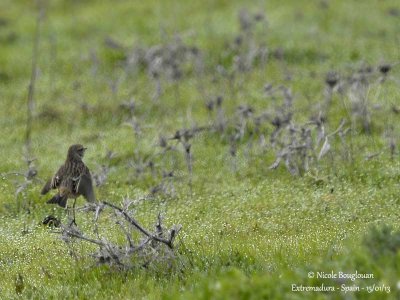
[1,0,400,299]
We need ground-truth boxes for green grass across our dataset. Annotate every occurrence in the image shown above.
[1,0,400,299]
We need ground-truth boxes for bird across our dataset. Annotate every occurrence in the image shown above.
[41,144,96,224]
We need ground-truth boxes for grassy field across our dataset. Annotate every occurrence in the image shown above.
[1,0,400,299]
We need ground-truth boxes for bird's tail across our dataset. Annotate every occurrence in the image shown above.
[47,194,68,208]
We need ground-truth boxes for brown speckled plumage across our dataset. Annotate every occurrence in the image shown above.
[41,144,96,208]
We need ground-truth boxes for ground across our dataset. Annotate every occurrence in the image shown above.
[0,0,400,299]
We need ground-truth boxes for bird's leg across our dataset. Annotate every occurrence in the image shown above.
[69,198,77,226]
[72,198,77,226]
[66,205,71,223]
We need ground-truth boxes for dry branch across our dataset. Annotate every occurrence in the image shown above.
[57,200,182,269]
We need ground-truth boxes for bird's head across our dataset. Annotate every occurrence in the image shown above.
[67,144,87,161]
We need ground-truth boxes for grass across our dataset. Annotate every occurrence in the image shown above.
[1,0,400,299]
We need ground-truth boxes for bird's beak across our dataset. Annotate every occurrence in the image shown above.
[83,147,87,151]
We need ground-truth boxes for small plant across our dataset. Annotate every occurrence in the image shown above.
[2,157,41,211]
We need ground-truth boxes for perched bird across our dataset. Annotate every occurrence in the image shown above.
[41,144,96,223]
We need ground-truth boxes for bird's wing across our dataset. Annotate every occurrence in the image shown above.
[77,171,96,202]
[40,178,52,195]
[41,165,65,195]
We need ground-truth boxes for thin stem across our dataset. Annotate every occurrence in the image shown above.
[26,1,45,155]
